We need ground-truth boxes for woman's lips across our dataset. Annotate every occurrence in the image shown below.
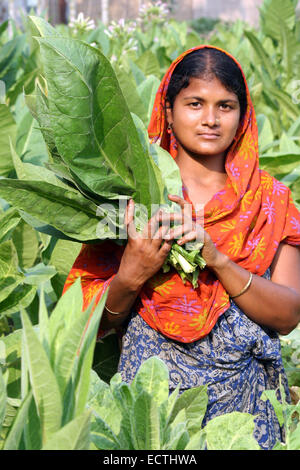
[198,133,220,139]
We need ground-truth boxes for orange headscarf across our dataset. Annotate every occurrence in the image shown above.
[64,45,300,343]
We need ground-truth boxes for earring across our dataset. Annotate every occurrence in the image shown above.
[167,123,173,134]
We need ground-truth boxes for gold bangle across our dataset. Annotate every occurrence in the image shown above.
[230,272,253,299]
[104,303,121,315]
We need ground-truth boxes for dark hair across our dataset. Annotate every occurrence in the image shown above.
[166,48,247,122]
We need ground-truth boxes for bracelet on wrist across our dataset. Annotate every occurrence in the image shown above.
[230,271,253,299]
[104,303,121,315]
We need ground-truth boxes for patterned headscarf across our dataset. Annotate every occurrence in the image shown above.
[64,45,300,343]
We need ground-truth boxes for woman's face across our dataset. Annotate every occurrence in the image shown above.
[166,76,241,160]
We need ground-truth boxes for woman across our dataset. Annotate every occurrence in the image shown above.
[63,46,300,449]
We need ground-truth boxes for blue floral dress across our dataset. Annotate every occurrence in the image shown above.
[117,268,289,450]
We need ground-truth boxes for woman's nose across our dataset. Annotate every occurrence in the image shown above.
[201,108,220,127]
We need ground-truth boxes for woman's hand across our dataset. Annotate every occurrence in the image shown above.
[161,194,227,269]
[117,199,174,290]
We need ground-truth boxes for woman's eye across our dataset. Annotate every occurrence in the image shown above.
[220,104,232,110]
[189,102,201,108]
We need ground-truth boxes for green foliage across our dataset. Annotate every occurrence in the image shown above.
[0,279,106,449]
[0,0,299,450]
[280,329,300,387]
[88,356,261,450]
[261,379,300,450]
[0,280,298,450]
[0,280,266,451]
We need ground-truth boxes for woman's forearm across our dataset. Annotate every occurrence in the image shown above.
[211,254,300,335]
[99,272,144,330]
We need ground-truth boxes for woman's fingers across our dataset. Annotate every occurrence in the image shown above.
[142,208,161,239]
[164,221,205,244]
[156,211,183,224]
[159,238,173,255]
[168,194,192,211]
[125,199,200,247]
[164,222,193,240]
[142,208,177,240]
[151,222,170,248]
[125,199,138,240]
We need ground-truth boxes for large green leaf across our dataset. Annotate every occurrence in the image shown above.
[24,80,58,158]
[114,65,148,125]
[3,391,33,450]
[0,284,37,317]
[133,391,161,450]
[0,329,22,399]
[54,306,92,395]
[131,356,169,405]
[0,241,24,303]
[268,87,299,121]
[0,103,16,176]
[37,284,50,360]
[88,373,126,448]
[6,67,38,107]
[168,385,208,436]
[259,152,300,167]
[0,35,25,90]
[0,401,18,449]
[0,179,104,241]
[48,278,83,361]
[184,428,206,450]
[9,137,76,190]
[164,408,189,450]
[287,116,300,137]
[12,220,39,269]
[90,414,120,450]
[28,15,59,38]
[260,0,296,41]
[36,36,136,197]
[41,411,91,450]
[0,368,6,432]
[135,50,161,78]
[0,208,21,244]
[21,309,63,445]
[23,263,56,286]
[279,19,300,82]
[204,412,260,450]
[108,377,136,449]
[244,30,274,78]
[73,290,107,417]
[136,75,161,125]
[288,421,300,450]
[49,239,81,278]
[15,109,48,166]
[257,114,274,153]
[23,396,42,450]
[28,16,165,212]
[49,239,81,297]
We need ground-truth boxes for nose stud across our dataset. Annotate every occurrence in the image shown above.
[215,118,220,125]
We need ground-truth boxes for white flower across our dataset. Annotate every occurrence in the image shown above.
[138,1,170,25]
[68,12,95,33]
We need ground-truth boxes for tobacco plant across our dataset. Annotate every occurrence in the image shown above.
[0,277,261,450]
